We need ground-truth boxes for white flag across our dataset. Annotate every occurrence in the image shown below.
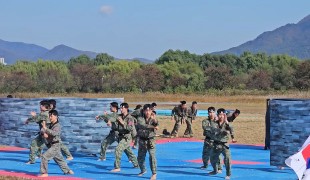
[285,135,310,180]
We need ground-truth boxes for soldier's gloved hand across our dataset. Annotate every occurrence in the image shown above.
[107,120,112,127]
[95,116,99,120]
[231,139,237,143]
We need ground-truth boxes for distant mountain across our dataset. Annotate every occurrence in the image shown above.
[0,39,48,64]
[39,44,97,60]
[126,57,154,64]
[214,14,310,59]
[0,39,153,64]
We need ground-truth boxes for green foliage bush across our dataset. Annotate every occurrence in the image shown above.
[0,51,309,94]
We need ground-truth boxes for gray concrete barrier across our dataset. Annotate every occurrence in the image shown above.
[269,98,310,166]
[0,97,123,154]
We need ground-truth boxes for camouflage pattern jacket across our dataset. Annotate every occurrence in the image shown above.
[136,116,158,139]
[27,110,50,130]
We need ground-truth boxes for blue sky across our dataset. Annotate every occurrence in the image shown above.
[0,0,309,60]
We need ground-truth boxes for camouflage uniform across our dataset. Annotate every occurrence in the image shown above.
[40,121,72,174]
[37,120,73,159]
[184,107,197,136]
[97,112,137,162]
[171,105,187,136]
[226,111,236,140]
[60,142,72,158]
[210,121,232,176]
[114,114,138,169]
[201,117,217,168]
[27,110,50,163]
[131,109,143,147]
[137,116,158,175]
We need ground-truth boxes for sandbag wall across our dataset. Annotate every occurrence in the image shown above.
[269,98,310,166]
[0,97,123,154]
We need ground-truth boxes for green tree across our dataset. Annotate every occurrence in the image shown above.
[294,60,310,90]
[156,49,200,64]
[131,64,164,92]
[94,53,114,66]
[204,66,234,90]
[68,55,93,69]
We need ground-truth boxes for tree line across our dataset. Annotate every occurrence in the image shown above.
[0,50,309,94]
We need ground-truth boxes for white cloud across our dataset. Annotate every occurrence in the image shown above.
[100,5,113,15]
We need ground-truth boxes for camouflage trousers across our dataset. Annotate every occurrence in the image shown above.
[171,117,183,136]
[29,135,45,163]
[40,143,71,174]
[133,136,139,147]
[202,139,222,170]
[184,119,193,136]
[60,142,72,158]
[210,143,231,176]
[138,138,157,175]
[30,134,72,162]
[37,142,72,158]
[114,136,138,169]
[100,132,137,164]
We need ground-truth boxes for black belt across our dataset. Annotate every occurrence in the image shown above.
[46,141,59,148]
[48,141,59,145]
[214,141,229,149]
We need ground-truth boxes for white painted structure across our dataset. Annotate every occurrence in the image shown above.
[0,58,7,65]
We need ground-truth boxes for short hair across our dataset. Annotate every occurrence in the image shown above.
[7,95,13,98]
[110,102,119,109]
[208,106,215,112]
[134,104,142,110]
[48,99,57,109]
[217,108,226,115]
[180,101,186,105]
[192,101,197,105]
[40,100,50,109]
[152,110,157,115]
[49,109,59,117]
[120,102,129,109]
[151,102,157,107]
[235,109,240,114]
[143,104,152,111]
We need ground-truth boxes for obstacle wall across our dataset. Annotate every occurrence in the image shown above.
[269,98,310,166]
[0,97,123,154]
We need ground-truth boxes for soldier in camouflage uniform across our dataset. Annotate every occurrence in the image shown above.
[201,106,222,172]
[38,110,73,177]
[209,108,232,180]
[151,102,157,111]
[131,104,143,149]
[184,101,198,137]
[25,100,50,164]
[49,99,73,160]
[137,104,158,180]
[170,101,187,137]
[111,103,139,172]
[96,102,137,164]
[226,109,240,143]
